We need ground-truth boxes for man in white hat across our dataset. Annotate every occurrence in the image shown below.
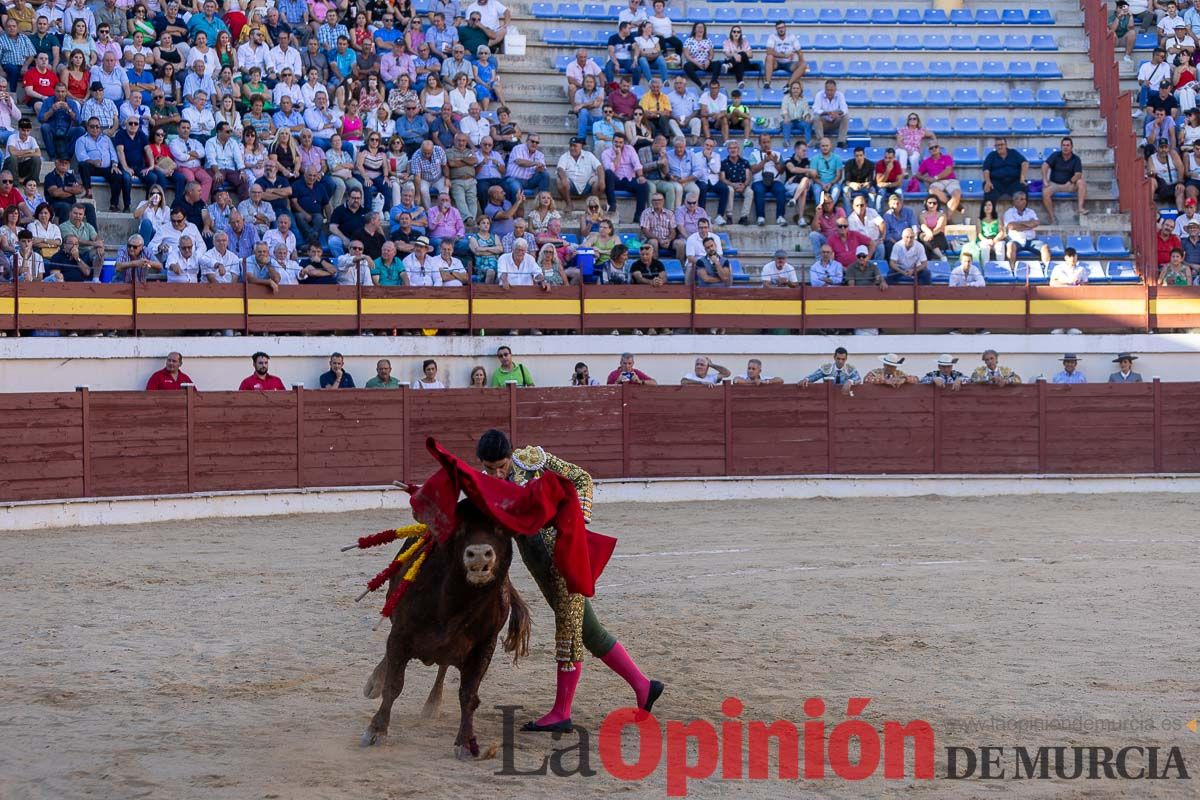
[920,355,968,391]
[864,353,917,387]
[1051,353,1087,384]
[1108,353,1143,383]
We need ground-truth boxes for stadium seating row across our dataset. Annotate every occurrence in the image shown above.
[531,4,1057,26]
[636,259,1138,285]
[622,84,1064,108]
[544,29,1059,51]
[554,56,1065,80]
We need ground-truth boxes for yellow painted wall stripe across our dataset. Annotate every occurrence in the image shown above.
[1151,298,1200,315]
[694,299,803,316]
[20,297,132,315]
[361,298,470,314]
[584,298,692,314]
[1030,299,1144,315]
[473,298,580,315]
[918,299,1027,315]
[0,297,13,314]
[138,297,245,315]
[247,299,358,316]
[806,299,913,315]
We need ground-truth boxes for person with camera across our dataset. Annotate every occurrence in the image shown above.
[606,352,657,385]
[1110,0,1139,62]
[570,362,600,386]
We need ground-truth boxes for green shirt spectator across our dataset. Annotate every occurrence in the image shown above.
[490,346,535,386]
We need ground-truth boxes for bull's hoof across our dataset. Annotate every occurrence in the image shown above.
[363,665,385,699]
[454,737,480,760]
[361,729,387,747]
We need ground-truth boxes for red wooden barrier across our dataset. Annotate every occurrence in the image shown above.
[5,383,1200,504]
[135,283,245,332]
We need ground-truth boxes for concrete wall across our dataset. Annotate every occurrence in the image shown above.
[0,333,1196,392]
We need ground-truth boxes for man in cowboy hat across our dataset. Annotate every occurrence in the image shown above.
[864,353,917,387]
[1052,353,1087,384]
[920,354,968,391]
[1108,353,1143,383]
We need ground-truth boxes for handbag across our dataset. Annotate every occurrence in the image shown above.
[156,157,176,176]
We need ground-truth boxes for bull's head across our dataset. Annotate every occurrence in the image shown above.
[453,500,513,588]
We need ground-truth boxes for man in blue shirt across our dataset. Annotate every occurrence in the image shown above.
[186,0,229,44]
[1051,354,1087,384]
[290,167,331,249]
[395,103,430,156]
[373,13,404,52]
[319,353,355,389]
[37,83,82,161]
[74,116,131,211]
[881,192,917,260]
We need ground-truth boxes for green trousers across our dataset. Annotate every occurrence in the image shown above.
[517,530,616,660]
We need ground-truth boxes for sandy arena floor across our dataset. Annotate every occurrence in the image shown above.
[2,494,1198,799]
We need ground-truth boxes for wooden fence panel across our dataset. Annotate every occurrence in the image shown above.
[937,385,1041,473]
[405,388,509,482]
[830,385,935,473]
[581,285,691,333]
[1158,383,1200,471]
[0,281,14,331]
[17,283,134,331]
[470,285,582,332]
[301,391,406,486]
[1043,384,1155,473]
[136,283,245,332]
[360,287,470,331]
[803,286,915,331]
[88,391,189,496]
[693,287,803,332]
[192,391,299,491]
[246,285,358,333]
[516,387,624,478]
[626,387,726,476]
[0,393,83,500]
[728,385,829,475]
[916,286,1027,332]
[1028,286,1147,332]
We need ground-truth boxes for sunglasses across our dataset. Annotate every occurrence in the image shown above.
[836,224,848,228]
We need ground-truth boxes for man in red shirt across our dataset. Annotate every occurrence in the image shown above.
[606,352,658,385]
[826,219,872,268]
[145,352,193,390]
[239,351,287,391]
[22,52,57,108]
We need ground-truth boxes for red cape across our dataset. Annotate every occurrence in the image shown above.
[410,438,616,597]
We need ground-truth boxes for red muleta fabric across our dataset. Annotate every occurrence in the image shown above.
[409,437,616,597]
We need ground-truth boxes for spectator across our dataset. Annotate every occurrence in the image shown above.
[812,80,849,147]
[640,191,678,259]
[164,235,201,282]
[239,352,287,391]
[608,76,638,122]
[1144,104,1177,155]
[847,194,885,259]
[572,74,604,143]
[762,21,806,91]
[114,233,162,282]
[726,89,753,138]
[497,237,542,288]
[75,116,130,212]
[12,230,41,281]
[1148,137,1185,210]
[950,252,986,287]
[1041,137,1087,224]
[427,191,465,249]
[809,137,844,207]
[663,75,700,142]
[801,347,861,386]
[555,136,604,215]
[605,20,636,84]
[503,132,548,201]
[328,187,366,258]
[780,81,814,149]
[1168,240,1195,280]
[719,138,754,225]
[1052,354,1087,384]
[681,356,730,385]
[0,18,33,93]
[638,78,674,140]
[808,192,847,256]
[491,345,534,387]
[171,120,214,202]
[1003,192,1052,267]
[810,243,843,287]
[683,216,719,269]
[696,80,730,143]
[982,137,1028,204]
[917,197,950,261]
[4,119,41,186]
[639,134,679,208]
[319,352,355,389]
[245,240,281,293]
[607,352,658,385]
[1158,215,1185,267]
[565,47,602,98]
[827,216,871,269]
[365,359,401,389]
[750,133,787,227]
[1109,353,1144,383]
[1174,198,1200,235]
[1049,246,1090,286]
[845,246,887,290]
[681,22,717,89]
[432,237,469,285]
[920,355,968,391]
[633,20,667,87]
[915,143,961,218]
[500,216,536,255]
[147,206,202,262]
[970,350,1022,385]
[873,148,904,213]
[760,249,799,287]
[201,231,242,284]
[206,122,249,201]
[290,167,331,248]
[692,235,732,286]
[334,240,375,286]
[411,359,446,390]
[146,353,193,390]
[58,203,104,265]
[895,112,936,175]
[882,193,916,259]
[732,359,784,385]
[46,233,94,281]
[865,354,917,387]
[1138,48,1172,108]
[784,141,814,225]
[602,131,650,223]
[976,199,1007,262]
[37,84,82,163]
[889,226,929,284]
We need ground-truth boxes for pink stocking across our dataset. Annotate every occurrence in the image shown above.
[600,642,652,708]
[533,662,582,727]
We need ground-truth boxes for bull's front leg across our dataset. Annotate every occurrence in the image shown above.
[362,629,408,747]
[454,642,496,759]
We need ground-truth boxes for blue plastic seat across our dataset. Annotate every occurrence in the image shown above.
[981,88,1007,106]
[949,34,975,51]
[901,59,927,77]
[1001,9,1028,24]
[1008,88,1035,106]
[954,116,981,134]
[897,9,921,25]
[927,61,953,80]
[1003,34,1030,50]
[953,147,981,165]
[871,9,897,24]
[543,28,569,45]
[766,7,789,23]
[568,29,597,45]
[875,60,901,77]
[751,118,781,135]
[977,34,1003,51]
[961,179,983,198]
[665,4,684,18]
[981,60,1010,78]
[531,2,554,18]
[1011,116,1039,133]
[1107,261,1139,282]
[1041,116,1071,135]
[663,259,685,283]
[1043,235,1065,257]
[1035,88,1065,106]
[740,7,765,23]
[868,116,895,135]
[553,54,571,71]
[714,7,737,23]
[843,33,867,50]
[975,9,1001,24]
[1035,61,1062,78]
[926,88,951,106]
[865,147,886,161]
[847,118,868,136]
[923,9,949,24]
[927,116,952,134]
[950,9,974,25]
[558,3,582,18]
[687,7,712,23]
[818,9,843,24]
[847,60,872,78]
[896,34,921,51]
[812,33,839,51]
[899,88,923,106]
[929,260,952,283]
[820,59,846,77]
[1018,147,1044,166]
[759,88,783,105]
[1014,262,1047,283]
[923,33,949,50]
[872,88,899,106]
[1067,236,1097,257]
[982,116,1010,135]
[1083,261,1108,283]
[984,261,1015,283]
[845,8,868,24]
[1031,35,1056,51]
[793,8,817,23]
[1008,60,1034,78]
[954,60,982,78]
[868,34,894,50]
[581,3,606,19]
[1028,10,1055,25]
[1097,236,1129,257]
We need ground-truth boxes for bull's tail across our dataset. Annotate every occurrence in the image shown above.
[503,581,532,665]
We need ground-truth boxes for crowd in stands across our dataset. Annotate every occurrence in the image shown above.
[0,0,1107,298]
[142,346,1152,391]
